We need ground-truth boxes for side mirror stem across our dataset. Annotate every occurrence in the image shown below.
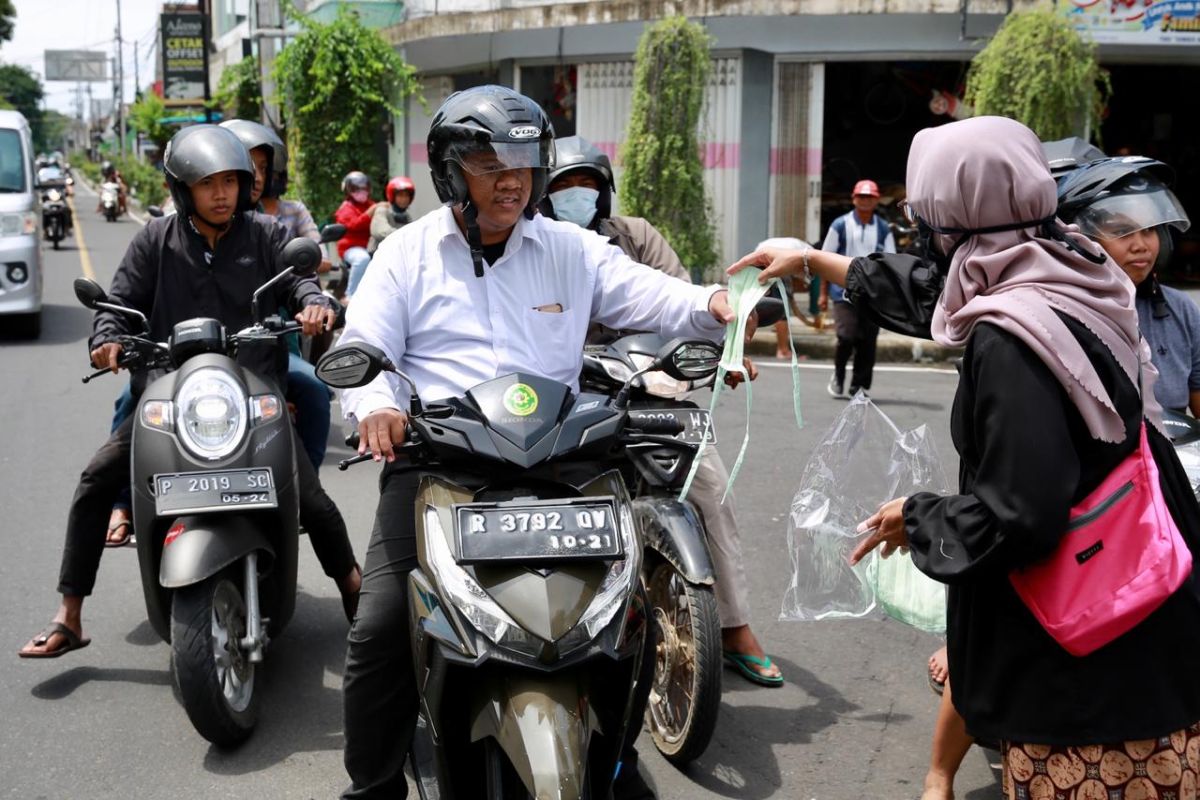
[251,265,295,322]
[611,360,664,411]
[95,301,150,334]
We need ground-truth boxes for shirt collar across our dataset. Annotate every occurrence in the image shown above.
[435,206,546,260]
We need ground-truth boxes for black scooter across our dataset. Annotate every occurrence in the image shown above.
[41,185,71,249]
[72,237,322,747]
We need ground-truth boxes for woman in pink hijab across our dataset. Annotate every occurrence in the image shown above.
[732,116,1200,799]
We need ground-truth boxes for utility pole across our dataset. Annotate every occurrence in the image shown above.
[200,0,213,123]
[133,39,140,157]
[115,0,125,158]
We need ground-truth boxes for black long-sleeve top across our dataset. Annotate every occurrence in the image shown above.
[90,211,330,394]
[846,253,1200,744]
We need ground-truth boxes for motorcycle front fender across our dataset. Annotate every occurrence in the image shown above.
[159,514,275,589]
[469,672,602,800]
[633,496,716,585]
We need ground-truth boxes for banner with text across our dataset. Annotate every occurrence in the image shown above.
[1059,0,1200,45]
[161,12,206,107]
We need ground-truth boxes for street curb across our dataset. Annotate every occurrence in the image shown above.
[747,321,963,363]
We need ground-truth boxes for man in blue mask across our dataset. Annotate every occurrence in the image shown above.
[541,135,784,688]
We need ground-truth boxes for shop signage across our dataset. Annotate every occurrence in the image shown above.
[1059,0,1200,45]
[161,12,206,106]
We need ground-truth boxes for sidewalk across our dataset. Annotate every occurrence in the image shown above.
[747,316,963,362]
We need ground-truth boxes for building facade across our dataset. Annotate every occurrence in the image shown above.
[375,0,1199,270]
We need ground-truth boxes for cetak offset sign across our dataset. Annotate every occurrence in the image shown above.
[161,12,206,106]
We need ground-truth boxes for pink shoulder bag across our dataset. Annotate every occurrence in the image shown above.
[1009,421,1193,656]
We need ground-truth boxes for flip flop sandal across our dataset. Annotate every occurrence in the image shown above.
[928,672,946,697]
[105,519,133,548]
[723,651,784,688]
[19,622,91,659]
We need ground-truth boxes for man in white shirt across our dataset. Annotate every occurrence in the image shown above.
[335,86,736,800]
[819,179,896,398]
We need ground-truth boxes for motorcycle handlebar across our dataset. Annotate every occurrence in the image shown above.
[626,415,686,435]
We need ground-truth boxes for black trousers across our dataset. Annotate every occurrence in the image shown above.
[832,301,880,392]
[57,416,355,597]
[341,462,654,799]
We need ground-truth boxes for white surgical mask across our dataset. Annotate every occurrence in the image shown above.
[549,186,600,228]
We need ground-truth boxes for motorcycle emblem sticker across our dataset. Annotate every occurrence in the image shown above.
[503,383,539,417]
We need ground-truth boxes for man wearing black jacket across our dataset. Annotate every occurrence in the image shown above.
[19,125,360,659]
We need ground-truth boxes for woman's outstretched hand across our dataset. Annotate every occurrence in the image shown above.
[727,246,808,285]
[849,497,910,565]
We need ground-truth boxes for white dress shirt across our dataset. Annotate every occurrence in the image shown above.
[339,206,724,422]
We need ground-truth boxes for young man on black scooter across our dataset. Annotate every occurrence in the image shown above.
[19,124,361,659]
[335,86,741,799]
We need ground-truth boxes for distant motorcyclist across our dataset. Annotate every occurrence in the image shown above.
[19,124,361,659]
[541,134,783,687]
[367,175,414,254]
[335,171,382,297]
[98,160,128,215]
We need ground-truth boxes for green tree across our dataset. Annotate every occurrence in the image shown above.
[965,6,1110,141]
[214,56,262,121]
[0,63,42,141]
[619,16,718,276]
[0,0,16,45]
[129,92,173,152]
[275,5,419,217]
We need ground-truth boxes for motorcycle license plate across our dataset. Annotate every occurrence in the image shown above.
[454,498,623,564]
[154,468,277,515]
[627,408,716,445]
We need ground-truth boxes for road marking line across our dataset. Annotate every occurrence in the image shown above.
[756,360,958,376]
[66,194,95,280]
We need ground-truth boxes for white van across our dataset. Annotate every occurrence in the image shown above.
[0,110,42,337]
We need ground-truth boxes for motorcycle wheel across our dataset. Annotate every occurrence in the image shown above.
[645,561,722,765]
[170,573,259,747]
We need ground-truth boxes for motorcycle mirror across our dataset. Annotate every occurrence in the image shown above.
[754,296,786,327]
[146,205,164,218]
[657,338,723,382]
[315,343,395,389]
[282,237,322,279]
[73,277,108,309]
[319,223,347,245]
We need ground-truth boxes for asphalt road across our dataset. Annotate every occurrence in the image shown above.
[0,188,1001,799]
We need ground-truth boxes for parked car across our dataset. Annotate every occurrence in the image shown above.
[0,109,43,338]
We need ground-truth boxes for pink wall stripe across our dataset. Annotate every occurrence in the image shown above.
[770,147,822,176]
[591,141,740,170]
[409,142,428,164]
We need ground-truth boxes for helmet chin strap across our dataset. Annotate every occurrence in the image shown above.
[461,200,486,278]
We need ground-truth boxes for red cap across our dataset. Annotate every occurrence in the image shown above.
[852,179,880,197]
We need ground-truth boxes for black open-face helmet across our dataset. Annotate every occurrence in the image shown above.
[539,135,614,226]
[163,124,255,218]
[427,85,555,219]
[219,119,285,199]
[1041,137,1106,179]
[1057,156,1190,240]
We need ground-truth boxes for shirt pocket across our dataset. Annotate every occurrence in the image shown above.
[521,307,576,377]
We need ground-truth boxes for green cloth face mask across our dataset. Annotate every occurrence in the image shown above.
[679,267,805,502]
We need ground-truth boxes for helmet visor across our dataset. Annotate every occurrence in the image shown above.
[1074,183,1191,240]
[450,141,550,175]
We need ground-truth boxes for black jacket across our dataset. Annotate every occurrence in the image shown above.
[847,253,1200,743]
[91,211,330,393]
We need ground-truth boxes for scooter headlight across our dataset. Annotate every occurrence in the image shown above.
[175,368,248,460]
[576,502,641,640]
[423,507,536,652]
[628,353,693,400]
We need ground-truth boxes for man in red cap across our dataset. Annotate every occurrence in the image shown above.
[819,178,895,398]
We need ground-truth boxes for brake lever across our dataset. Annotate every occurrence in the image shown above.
[81,366,114,384]
[338,452,373,471]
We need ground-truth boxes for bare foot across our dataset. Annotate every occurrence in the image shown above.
[722,624,782,681]
[929,645,949,685]
[106,506,133,546]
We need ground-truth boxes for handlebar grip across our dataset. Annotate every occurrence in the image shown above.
[627,416,686,435]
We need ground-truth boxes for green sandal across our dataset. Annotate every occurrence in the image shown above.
[723,651,784,688]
